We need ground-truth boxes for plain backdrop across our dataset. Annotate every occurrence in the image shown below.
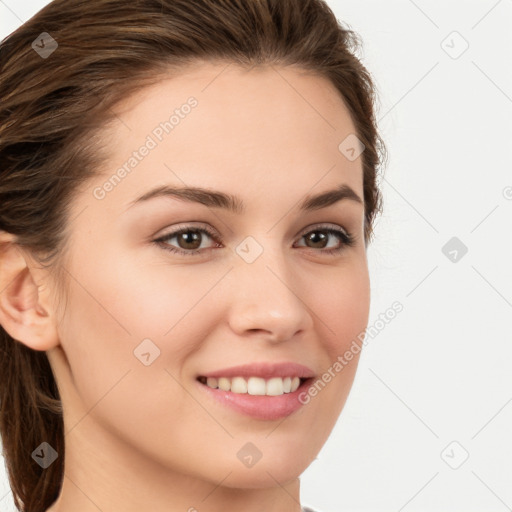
[1,1,511,511]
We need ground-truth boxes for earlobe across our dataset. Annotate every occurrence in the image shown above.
[0,233,60,352]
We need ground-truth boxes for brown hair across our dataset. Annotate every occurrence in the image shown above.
[0,0,387,510]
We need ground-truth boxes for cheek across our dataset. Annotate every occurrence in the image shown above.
[302,258,370,418]
[56,243,231,408]
[55,250,223,462]
[68,242,221,340]
[54,247,212,399]
[310,258,371,357]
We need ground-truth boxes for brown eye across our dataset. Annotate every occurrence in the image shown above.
[295,225,355,255]
[155,225,222,256]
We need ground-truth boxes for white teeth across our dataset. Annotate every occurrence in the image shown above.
[266,377,284,396]
[202,376,304,396]
[231,376,248,394]
[247,377,266,395]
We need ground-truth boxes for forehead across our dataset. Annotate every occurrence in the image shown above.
[84,62,364,215]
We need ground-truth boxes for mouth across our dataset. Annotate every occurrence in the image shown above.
[197,375,308,396]
[195,363,315,421]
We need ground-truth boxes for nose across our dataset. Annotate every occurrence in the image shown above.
[226,242,314,344]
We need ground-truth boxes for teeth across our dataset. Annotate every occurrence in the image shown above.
[202,376,303,396]
[218,377,231,391]
[231,376,248,393]
[247,377,266,395]
[206,377,218,388]
[266,377,284,396]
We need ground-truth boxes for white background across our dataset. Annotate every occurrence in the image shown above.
[1,1,511,511]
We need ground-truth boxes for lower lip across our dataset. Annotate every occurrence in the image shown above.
[196,378,313,421]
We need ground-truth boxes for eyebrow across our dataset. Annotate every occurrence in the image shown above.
[126,183,363,213]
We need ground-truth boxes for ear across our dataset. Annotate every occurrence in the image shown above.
[0,231,60,351]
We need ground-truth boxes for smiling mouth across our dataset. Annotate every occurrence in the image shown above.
[197,375,308,396]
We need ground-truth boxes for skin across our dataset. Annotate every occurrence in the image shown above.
[0,62,370,512]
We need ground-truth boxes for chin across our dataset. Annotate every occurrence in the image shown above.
[219,460,307,489]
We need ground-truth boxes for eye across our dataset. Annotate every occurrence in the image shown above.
[154,223,222,257]
[154,223,355,256]
[294,224,355,255]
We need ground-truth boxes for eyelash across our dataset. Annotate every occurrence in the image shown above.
[154,223,355,257]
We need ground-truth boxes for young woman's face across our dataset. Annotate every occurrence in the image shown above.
[48,62,370,488]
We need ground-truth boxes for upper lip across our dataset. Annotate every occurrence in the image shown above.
[198,362,315,380]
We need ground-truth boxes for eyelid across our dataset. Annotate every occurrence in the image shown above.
[156,222,223,242]
[297,222,349,238]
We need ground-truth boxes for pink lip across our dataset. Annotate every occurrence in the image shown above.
[198,362,315,380]
[196,362,315,421]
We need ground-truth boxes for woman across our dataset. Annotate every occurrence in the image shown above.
[0,0,386,510]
